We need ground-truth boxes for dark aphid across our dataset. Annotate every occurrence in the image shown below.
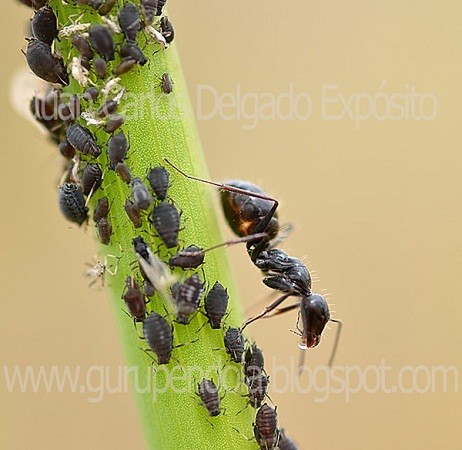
[77,0,103,9]
[277,429,298,450]
[82,163,103,196]
[83,86,99,102]
[80,56,91,71]
[144,279,155,297]
[66,124,101,157]
[172,274,204,324]
[98,0,116,15]
[151,202,180,248]
[160,16,174,44]
[115,162,132,184]
[197,379,220,417]
[254,404,279,450]
[118,3,140,43]
[71,34,94,60]
[59,139,75,159]
[93,57,107,78]
[168,245,203,269]
[160,72,173,94]
[133,236,149,260]
[30,93,67,143]
[93,197,109,222]
[244,343,265,378]
[119,42,148,66]
[96,217,112,245]
[224,327,244,363]
[204,282,228,329]
[247,373,269,409]
[156,0,167,16]
[113,58,137,76]
[58,182,88,226]
[31,5,58,45]
[107,131,128,169]
[142,312,173,365]
[140,0,157,26]
[105,114,124,133]
[25,39,69,85]
[124,199,142,228]
[122,276,145,321]
[147,166,169,200]
[97,99,118,117]
[89,25,115,61]
[131,178,152,210]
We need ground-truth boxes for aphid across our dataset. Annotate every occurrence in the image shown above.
[147,166,169,200]
[197,379,221,417]
[115,162,132,184]
[169,234,268,270]
[160,72,173,94]
[140,0,157,26]
[89,25,115,61]
[59,139,75,159]
[31,5,58,45]
[172,274,204,324]
[156,0,167,16]
[85,255,118,287]
[83,86,99,102]
[224,327,244,363]
[125,199,142,228]
[77,0,103,9]
[131,178,152,210]
[150,201,180,248]
[254,404,279,450]
[107,131,128,169]
[144,279,155,297]
[58,182,88,225]
[122,276,146,321]
[93,57,107,78]
[142,312,173,364]
[204,281,228,329]
[93,197,109,222]
[244,343,265,378]
[97,99,118,117]
[105,114,124,133]
[17,0,48,9]
[71,34,94,60]
[118,2,140,43]
[98,0,116,15]
[277,429,298,450]
[145,25,167,48]
[113,58,137,76]
[70,56,90,87]
[160,16,174,44]
[25,38,69,85]
[119,42,148,66]
[246,373,269,409]
[66,124,101,157]
[59,22,91,38]
[81,163,103,196]
[96,217,112,245]
[80,56,91,71]
[134,237,177,302]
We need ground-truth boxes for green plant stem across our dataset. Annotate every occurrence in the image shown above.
[51,1,257,449]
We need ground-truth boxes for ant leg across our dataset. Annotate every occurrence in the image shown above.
[327,318,343,367]
[240,292,293,331]
[263,302,300,318]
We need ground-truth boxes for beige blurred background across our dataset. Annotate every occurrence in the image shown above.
[1,1,461,449]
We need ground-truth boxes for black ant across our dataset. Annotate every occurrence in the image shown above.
[165,159,342,366]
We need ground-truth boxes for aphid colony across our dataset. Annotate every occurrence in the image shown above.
[17,1,317,448]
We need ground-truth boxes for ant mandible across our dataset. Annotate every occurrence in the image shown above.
[165,159,342,366]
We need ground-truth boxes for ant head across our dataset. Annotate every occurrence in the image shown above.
[299,294,331,349]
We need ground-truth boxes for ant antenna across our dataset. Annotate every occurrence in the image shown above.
[327,318,342,367]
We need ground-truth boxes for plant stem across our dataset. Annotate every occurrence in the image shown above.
[50,1,257,448]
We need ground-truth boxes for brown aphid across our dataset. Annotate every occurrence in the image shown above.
[96,217,112,245]
[124,199,142,228]
[59,140,75,159]
[93,197,109,222]
[105,115,124,133]
[97,99,118,117]
[71,34,94,60]
[115,162,132,184]
[197,379,221,417]
[81,163,103,196]
[254,404,279,450]
[122,276,146,322]
[160,72,173,94]
[93,57,107,78]
[113,58,137,76]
